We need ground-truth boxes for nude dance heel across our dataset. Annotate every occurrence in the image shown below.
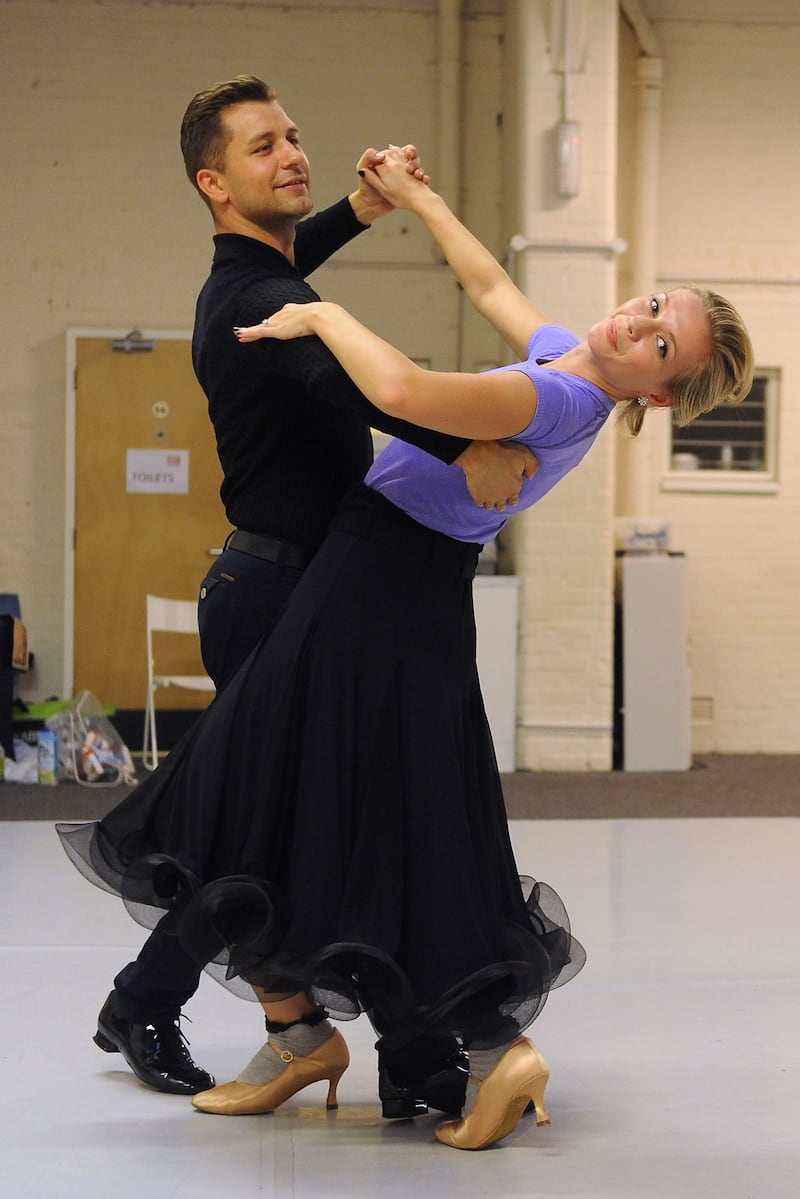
[434,1037,550,1151]
[191,1029,349,1116]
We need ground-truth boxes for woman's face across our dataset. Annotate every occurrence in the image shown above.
[588,289,712,403]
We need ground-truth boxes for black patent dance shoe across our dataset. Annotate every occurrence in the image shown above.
[379,1059,429,1118]
[379,1047,469,1119]
[93,993,215,1095]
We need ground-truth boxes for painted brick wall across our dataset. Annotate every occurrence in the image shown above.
[501,0,619,770]
[0,0,472,700]
[618,12,800,753]
[3,0,798,762]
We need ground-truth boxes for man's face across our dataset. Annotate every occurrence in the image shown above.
[211,100,313,231]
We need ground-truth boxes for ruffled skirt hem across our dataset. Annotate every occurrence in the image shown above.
[57,818,585,1049]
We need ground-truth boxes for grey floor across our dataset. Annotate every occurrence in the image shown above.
[2,815,797,1198]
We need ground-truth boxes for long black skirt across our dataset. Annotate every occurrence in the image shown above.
[58,485,585,1050]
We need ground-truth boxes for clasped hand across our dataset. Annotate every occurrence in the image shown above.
[359,144,429,211]
[354,144,429,220]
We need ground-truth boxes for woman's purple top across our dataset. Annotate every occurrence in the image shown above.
[365,324,614,542]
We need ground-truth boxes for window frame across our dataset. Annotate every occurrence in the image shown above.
[661,367,780,495]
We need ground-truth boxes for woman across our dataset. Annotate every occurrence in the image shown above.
[58,151,752,1151]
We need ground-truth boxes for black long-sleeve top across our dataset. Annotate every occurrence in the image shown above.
[192,197,469,553]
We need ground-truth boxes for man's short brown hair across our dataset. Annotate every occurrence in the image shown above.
[180,75,277,207]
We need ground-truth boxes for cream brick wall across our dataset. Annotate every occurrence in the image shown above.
[1,0,503,701]
[502,0,619,770]
[3,0,798,763]
[617,10,800,753]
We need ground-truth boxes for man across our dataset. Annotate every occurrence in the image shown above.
[95,75,534,1118]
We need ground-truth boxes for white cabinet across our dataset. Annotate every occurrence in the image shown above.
[474,576,520,773]
[616,554,691,771]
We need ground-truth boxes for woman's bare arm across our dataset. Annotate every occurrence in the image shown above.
[362,150,550,361]
[235,304,536,442]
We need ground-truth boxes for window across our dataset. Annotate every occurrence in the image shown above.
[663,368,779,493]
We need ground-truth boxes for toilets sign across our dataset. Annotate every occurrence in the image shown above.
[126,449,190,494]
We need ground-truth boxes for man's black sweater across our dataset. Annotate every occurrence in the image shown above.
[193,198,469,554]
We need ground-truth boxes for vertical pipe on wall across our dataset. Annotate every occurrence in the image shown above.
[631,55,663,299]
[436,0,462,364]
[562,0,573,122]
[436,0,461,212]
[617,4,663,516]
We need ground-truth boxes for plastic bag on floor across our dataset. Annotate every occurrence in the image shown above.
[45,691,137,787]
[2,737,39,783]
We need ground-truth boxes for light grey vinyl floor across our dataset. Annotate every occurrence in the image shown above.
[1,816,797,1198]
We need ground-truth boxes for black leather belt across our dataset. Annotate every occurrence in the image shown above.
[226,529,309,569]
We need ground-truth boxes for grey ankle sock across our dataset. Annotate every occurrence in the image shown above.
[237,1018,334,1085]
[463,1042,514,1116]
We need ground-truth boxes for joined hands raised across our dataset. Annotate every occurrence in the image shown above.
[351,144,429,223]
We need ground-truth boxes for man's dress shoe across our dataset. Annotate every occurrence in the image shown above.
[379,1047,469,1119]
[93,994,215,1095]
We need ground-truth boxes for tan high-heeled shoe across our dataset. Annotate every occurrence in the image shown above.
[192,1029,350,1116]
[434,1036,550,1151]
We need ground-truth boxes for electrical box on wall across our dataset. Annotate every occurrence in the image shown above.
[557,120,580,197]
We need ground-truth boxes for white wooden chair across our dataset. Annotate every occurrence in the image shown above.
[142,594,215,770]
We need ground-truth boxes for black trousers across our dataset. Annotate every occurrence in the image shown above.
[112,549,304,1021]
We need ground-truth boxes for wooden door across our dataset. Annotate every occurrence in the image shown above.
[73,336,231,710]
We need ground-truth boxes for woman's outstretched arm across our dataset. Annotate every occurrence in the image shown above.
[235,304,537,443]
[361,149,550,361]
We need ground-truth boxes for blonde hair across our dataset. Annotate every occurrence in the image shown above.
[619,287,754,437]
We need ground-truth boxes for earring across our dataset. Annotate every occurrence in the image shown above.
[637,396,649,408]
